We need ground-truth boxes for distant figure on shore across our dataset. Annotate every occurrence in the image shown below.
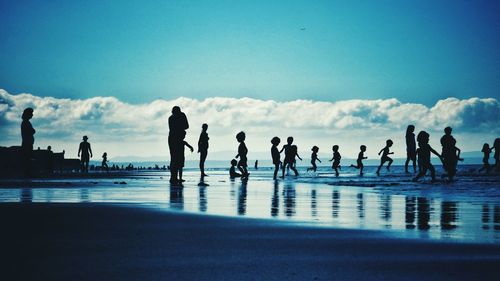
[229,159,242,178]
[21,108,35,177]
[376,139,394,175]
[479,143,493,174]
[235,131,249,178]
[102,152,109,172]
[78,136,93,173]
[413,131,442,182]
[350,145,367,176]
[197,123,209,177]
[494,138,500,172]
[440,127,460,181]
[254,160,258,170]
[271,137,281,180]
[307,146,321,172]
[179,131,194,183]
[329,145,341,177]
[168,106,189,184]
[405,125,417,173]
[280,137,302,178]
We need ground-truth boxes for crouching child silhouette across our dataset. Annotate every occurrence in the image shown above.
[413,131,442,182]
[229,159,242,178]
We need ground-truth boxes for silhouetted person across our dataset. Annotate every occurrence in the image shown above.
[413,131,442,182]
[197,123,209,177]
[405,125,417,173]
[229,159,242,178]
[350,145,367,175]
[102,152,109,172]
[440,127,459,181]
[478,143,493,174]
[46,145,54,174]
[280,137,302,178]
[21,108,35,177]
[307,146,321,172]
[235,131,249,178]
[78,135,93,173]
[376,139,394,175]
[178,131,194,182]
[271,137,281,180]
[168,106,189,184]
[254,160,258,169]
[329,145,341,177]
[493,138,500,172]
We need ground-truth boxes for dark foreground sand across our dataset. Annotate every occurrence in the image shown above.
[1,203,499,281]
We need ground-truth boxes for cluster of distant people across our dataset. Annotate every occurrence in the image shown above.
[20,106,500,183]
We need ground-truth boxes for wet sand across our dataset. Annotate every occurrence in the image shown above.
[2,203,499,281]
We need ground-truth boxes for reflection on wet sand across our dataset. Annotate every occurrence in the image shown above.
[238,181,247,216]
[311,189,317,218]
[199,186,207,213]
[283,183,296,217]
[405,197,416,229]
[169,185,184,210]
[440,201,458,230]
[331,190,339,218]
[271,181,279,217]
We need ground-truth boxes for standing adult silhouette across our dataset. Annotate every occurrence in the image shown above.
[405,125,417,173]
[197,123,209,177]
[78,136,93,173]
[168,106,189,184]
[21,108,35,177]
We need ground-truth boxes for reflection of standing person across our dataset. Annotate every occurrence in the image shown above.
[440,127,458,181]
[78,136,93,173]
[21,108,35,177]
[405,125,417,173]
[197,123,209,177]
[168,106,189,184]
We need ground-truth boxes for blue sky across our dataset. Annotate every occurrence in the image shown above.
[1,0,500,105]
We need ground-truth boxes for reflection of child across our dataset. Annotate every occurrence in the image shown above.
[350,145,367,176]
[376,139,394,175]
[271,137,281,180]
[307,146,321,172]
[413,131,442,182]
[329,145,341,177]
[235,131,249,178]
[102,152,109,172]
[229,159,242,178]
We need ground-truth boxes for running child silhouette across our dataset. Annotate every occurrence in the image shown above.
[329,145,341,177]
[413,131,442,182]
[271,137,281,180]
[280,137,302,178]
[351,145,367,176]
[307,146,321,172]
[376,139,394,175]
[479,143,493,174]
[101,152,109,172]
[235,131,249,178]
[229,159,242,178]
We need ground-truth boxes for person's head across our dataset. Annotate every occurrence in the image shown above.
[482,143,490,151]
[47,146,52,151]
[231,159,237,166]
[312,146,319,152]
[332,145,339,151]
[406,125,415,134]
[236,131,246,142]
[22,107,34,120]
[386,139,393,147]
[103,152,107,156]
[83,135,88,141]
[494,138,500,148]
[444,127,452,135]
[202,123,208,131]
[271,136,280,146]
[171,106,181,115]
[417,131,430,144]
[287,136,294,144]
[360,145,366,152]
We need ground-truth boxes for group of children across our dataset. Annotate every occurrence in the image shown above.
[228,129,500,182]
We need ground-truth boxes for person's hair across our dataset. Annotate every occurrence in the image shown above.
[494,138,500,147]
[312,146,319,152]
[332,145,339,151]
[231,159,237,166]
[360,145,366,151]
[482,143,490,152]
[386,139,393,146]
[406,125,415,135]
[271,136,280,145]
[172,106,181,114]
[287,136,294,143]
[417,131,429,143]
[202,123,208,130]
[444,127,452,134]
[22,107,34,120]
[236,131,245,142]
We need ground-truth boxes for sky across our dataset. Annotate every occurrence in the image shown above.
[1,0,499,161]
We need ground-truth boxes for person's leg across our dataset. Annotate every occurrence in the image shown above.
[291,165,299,176]
[200,151,207,176]
[273,164,279,179]
[376,160,384,174]
[387,158,393,170]
[282,162,287,178]
[360,164,364,175]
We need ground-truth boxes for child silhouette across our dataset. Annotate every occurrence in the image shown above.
[329,145,341,177]
[102,152,109,172]
[307,146,321,172]
[229,159,242,178]
[280,137,302,178]
[235,131,249,178]
[350,145,367,176]
[413,131,442,182]
[405,125,416,173]
[479,143,493,174]
[376,139,394,175]
[271,137,281,180]
[494,138,500,172]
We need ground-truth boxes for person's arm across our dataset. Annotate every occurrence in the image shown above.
[378,148,384,155]
[430,146,441,158]
[329,156,334,161]
[185,141,194,152]
[296,152,302,161]
[197,135,202,153]
[78,143,81,157]
[389,152,394,155]
[279,145,285,153]
[318,158,322,163]
[89,144,93,158]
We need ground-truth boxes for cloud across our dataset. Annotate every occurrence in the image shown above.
[0,89,498,157]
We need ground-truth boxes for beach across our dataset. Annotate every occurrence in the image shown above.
[1,165,500,280]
